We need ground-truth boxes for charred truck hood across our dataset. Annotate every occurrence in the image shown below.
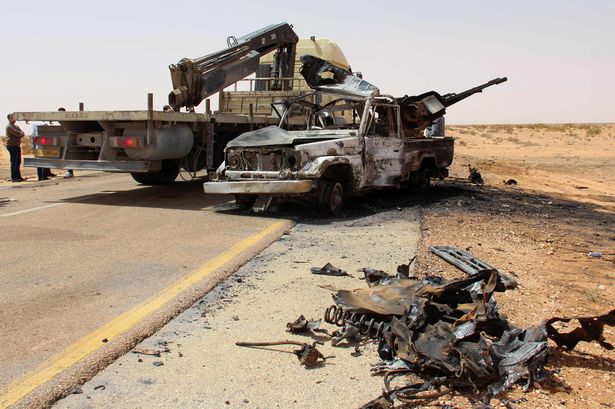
[225,126,356,148]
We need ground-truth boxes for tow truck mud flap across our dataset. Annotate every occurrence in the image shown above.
[204,180,314,195]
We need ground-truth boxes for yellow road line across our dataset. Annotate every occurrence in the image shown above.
[0,219,292,408]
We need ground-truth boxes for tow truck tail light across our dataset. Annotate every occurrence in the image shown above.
[108,136,144,148]
[34,136,59,146]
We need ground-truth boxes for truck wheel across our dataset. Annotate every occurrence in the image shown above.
[318,181,343,216]
[235,194,257,209]
[131,160,180,185]
[409,169,430,189]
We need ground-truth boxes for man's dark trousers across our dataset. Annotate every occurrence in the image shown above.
[6,145,22,180]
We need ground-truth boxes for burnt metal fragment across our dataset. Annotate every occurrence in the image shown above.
[545,309,615,350]
[311,262,350,277]
[299,55,379,99]
[331,323,361,346]
[235,340,326,368]
[321,263,547,406]
[357,394,394,409]
[429,246,518,290]
[286,315,326,335]
[468,165,484,184]
[294,343,325,367]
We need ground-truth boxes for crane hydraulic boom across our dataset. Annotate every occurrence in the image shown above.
[168,22,298,110]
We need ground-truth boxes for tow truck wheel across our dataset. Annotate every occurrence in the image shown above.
[131,160,180,185]
[235,194,257,209]
[318,181,343,216]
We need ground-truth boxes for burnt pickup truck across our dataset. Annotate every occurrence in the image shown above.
[204,56,506,214]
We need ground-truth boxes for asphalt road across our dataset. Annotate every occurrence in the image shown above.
[0,172,289,401]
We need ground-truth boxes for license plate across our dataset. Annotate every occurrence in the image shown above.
[35,147,61,157]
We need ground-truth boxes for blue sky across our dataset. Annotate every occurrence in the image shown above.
[2,0,613,127]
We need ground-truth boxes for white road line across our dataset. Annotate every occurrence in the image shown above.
[1,203,66,217]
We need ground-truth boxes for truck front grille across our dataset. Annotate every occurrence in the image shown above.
[227,149,285,171]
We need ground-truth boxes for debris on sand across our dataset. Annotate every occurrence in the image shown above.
[504,178,518,185]
[286,315,329,336]
[310,262,351,277]
[236,340,327,368]
[546,309,615,351]
[323,266,547,406]
[317,249,610,406]
[429,246,518,289]
[131,347,170,357]
[468,164,484,184]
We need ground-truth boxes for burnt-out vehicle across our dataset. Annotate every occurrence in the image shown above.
[204,56,506,214]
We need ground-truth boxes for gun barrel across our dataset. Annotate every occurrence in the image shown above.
[443,77,507,107]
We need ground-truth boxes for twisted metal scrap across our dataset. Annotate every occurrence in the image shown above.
[546,309,615,351]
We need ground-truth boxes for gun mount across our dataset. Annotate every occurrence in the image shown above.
[168,22,298,110]
[397,77,508,137]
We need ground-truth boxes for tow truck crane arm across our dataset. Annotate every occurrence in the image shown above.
[168,22,298,110]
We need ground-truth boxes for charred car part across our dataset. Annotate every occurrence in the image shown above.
[430,245,518,289]
[235,340,326,368]
[322,265,548,405]
[546,309,615,351]
[286,315,328,336]
[299,55,379,99]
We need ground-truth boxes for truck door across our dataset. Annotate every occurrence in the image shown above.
[362,102,404,187]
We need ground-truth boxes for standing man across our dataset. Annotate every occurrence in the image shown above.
[5,113,25,182]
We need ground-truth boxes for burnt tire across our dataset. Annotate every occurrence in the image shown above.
[235,194,257,209]
[409,169,430,189]
[318,181,343,216]
[131,160,179,185]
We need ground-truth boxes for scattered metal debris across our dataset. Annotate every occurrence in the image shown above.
[94,385,106,391]
[286,315,328,336]
[546,309,615,350]
[131,347,169,357]
[236,340,327,367]
[311,262,351,277]
[320,258,548,406]
[468,164,484,184]
[504,179,518,185]
[429,245,518,289]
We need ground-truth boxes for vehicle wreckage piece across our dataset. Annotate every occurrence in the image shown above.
[429,245,518,289]
[299,55,379,98]
[322,267,548,405]
[235,340,326,367]
[286,315,328,336]
[545,309,615,351]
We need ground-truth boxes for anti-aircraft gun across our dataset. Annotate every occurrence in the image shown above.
[397,77,508,137]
